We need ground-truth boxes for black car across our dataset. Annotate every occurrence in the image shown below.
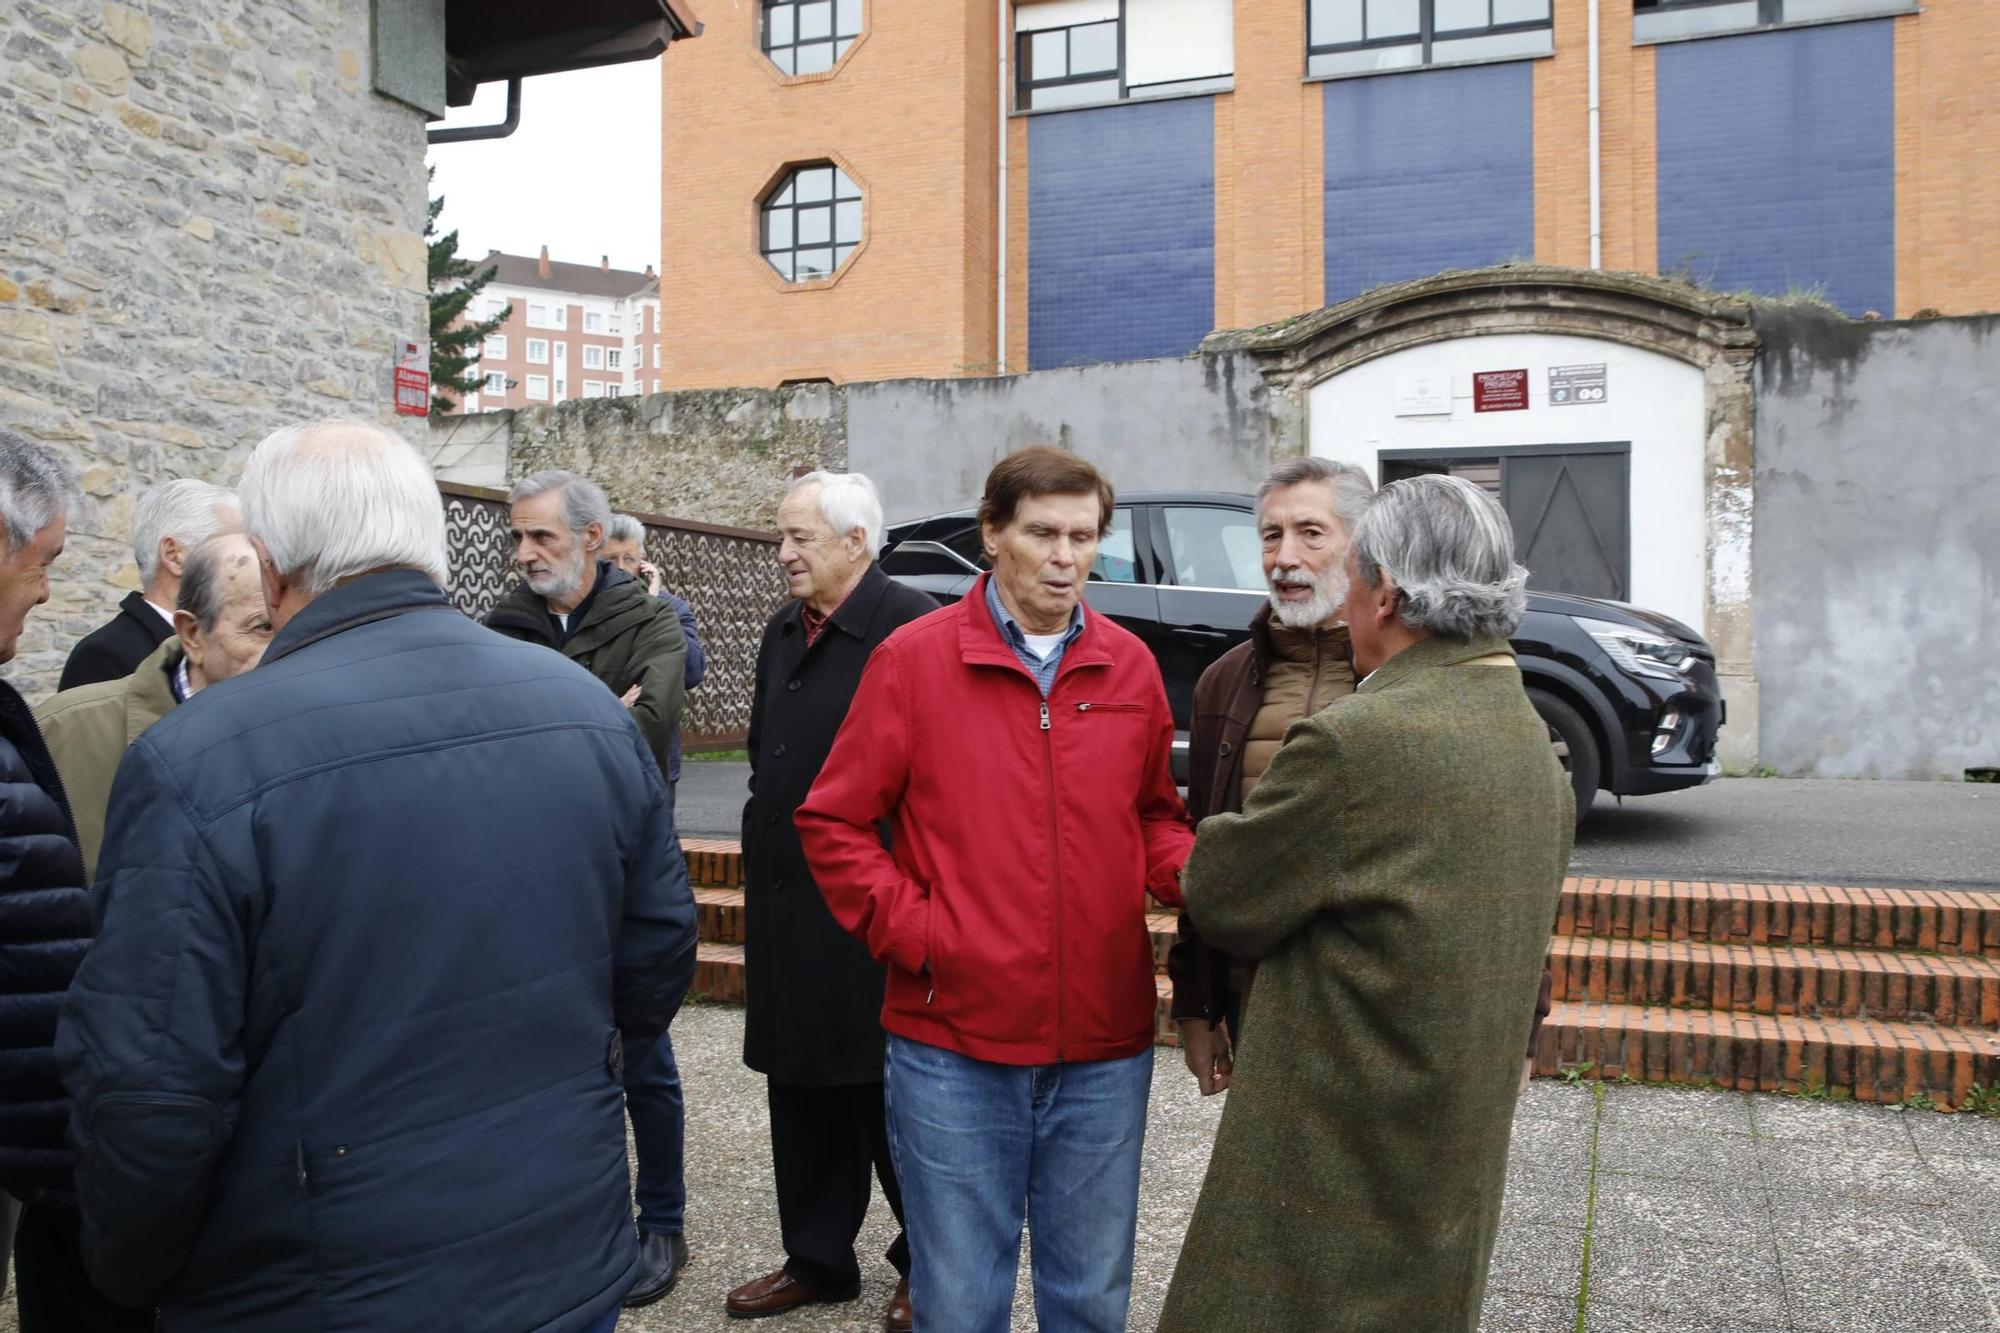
[879,491,1723,817]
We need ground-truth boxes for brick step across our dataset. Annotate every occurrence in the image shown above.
[1559,877,2000,958]
[1549,936,2000,1029]
[686,941,1186,1047]
[1539,999,2000,1109]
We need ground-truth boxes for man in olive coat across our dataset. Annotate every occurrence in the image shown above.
[1160,475,1573,1333]
[727,471,934,1330]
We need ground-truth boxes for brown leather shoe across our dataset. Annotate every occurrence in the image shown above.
[725,1268,861,1320]
[883,1276,913,1332]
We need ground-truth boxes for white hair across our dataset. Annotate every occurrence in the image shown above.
[787,470,885,557]
[1351,474,1528,639]
[1256,456,1375,534]
[605,513,646,546]
[132,477,237,585]
[239,420,450,596]
[509,470,613,540]
[0,427,79,553]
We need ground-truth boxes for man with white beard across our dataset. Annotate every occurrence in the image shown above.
[1165,458,1374,1096]
[485,470,688,800]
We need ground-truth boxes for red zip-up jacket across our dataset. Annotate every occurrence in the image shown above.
[795,575,1195,1066]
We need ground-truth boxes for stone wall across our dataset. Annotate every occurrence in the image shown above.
[438,352,1292,528]
[1752,309,2000,779]
[0,0,429,698]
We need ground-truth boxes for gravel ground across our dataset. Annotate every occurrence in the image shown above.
[2,1004,1994,1331]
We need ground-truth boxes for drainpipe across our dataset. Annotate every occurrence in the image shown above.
[1588,0,1602,269]
[428,78,522,145]
[997,0,1010,373]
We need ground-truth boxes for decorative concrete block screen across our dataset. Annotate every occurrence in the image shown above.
[440,482,785,747]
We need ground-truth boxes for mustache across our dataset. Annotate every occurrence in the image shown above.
[1268,564,1322,590]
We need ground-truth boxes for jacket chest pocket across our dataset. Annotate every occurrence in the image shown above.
[1072,701,1147,716]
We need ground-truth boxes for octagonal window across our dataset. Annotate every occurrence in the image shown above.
[765,0,862,76]
[762,164,862,282]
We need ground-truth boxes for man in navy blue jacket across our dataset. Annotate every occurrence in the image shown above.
[56,420,698,1333]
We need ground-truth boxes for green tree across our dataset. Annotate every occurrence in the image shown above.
[426,169,510,416]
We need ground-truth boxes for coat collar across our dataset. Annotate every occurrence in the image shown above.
[119,589,175,647]
[124,638,184,746]
[777,562,896,662]
[262,569,454,667]
[955,572,1112,679]
[1356,633,1516,696]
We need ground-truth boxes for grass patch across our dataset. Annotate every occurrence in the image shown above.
[685,748,747,763]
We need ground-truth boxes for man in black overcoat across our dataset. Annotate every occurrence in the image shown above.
[725,471,935,1331]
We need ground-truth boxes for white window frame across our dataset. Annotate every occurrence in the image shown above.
[584,311,604,333]
[583,345,606,370]
[526,303,550,327]
[554,341,567,366]
[607,349,623,370]
[525,374,549,402]
[651,379,661,393]
[582,380,605,398]
[483,370,507,394]
[607,384,623,398]
[554,378,567,398]
[526,338,550,364]
[484,335,507,359]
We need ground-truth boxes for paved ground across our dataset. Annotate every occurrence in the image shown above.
[677,763,2000,888]
[2,1004,1992,1330]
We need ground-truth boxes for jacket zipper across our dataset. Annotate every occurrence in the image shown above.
[1040,696,1065,1062]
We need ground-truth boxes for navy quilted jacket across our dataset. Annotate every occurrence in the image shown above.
[56,570,698,1332]
[0,678,92,1209]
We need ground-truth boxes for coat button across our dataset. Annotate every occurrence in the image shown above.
[1219,741,1234,757]
[769,811,781,826]
[773,876,786,892]
[787,679,802,692]
[773,744,787,758]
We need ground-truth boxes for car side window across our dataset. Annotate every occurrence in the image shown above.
[1159,506,1264,592]
[940,524,990,570]
[1090,507,1140,584]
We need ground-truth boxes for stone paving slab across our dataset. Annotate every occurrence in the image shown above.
[0,1007,1995,1331]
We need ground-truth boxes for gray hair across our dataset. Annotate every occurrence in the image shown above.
[509,470,613,541]
[787,470,885,557]
[239,420,450,596]
[1351,474,1528,639]
[0,427,80,554]
[604,513,646,546]
[132,477,238,585]
[1256,456,1376,534]
[175,534,248,633]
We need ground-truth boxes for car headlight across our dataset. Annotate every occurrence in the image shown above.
[1577,617,1695,680]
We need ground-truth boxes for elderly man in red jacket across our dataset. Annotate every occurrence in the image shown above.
[797,446,1193,1333]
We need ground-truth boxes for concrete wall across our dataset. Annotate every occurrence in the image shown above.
[848,351,1288,520]
[1753,309,2000,779]
[0,0,430,697]
[443,351,1294,528]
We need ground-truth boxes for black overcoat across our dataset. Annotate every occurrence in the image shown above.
[741,564,936,1085]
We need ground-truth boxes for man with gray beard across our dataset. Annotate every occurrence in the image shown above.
[485,471,687,781]
[1166,457,1373,1095]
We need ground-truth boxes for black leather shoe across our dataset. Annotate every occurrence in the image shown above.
[624,1230,690,1308]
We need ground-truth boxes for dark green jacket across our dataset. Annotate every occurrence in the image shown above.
[485,563,687,779]
[1160,635,1573,1333]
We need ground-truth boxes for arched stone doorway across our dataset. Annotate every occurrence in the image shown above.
[1205,265,1760,770]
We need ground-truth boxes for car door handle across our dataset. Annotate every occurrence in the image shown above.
[1173,626,1234,643]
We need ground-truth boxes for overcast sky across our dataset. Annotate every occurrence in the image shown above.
[425,59,663,274]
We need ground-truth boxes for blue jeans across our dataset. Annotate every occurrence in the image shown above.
[883,1034,1153,1333]
[623,1031,685,1236]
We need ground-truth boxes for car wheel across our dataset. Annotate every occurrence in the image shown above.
[1527,688,1598,822]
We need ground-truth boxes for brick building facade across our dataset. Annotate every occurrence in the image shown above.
[452,249,663,413]
[661,0,2000,388]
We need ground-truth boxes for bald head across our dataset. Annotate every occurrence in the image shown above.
[238,419,449,629]
[175,533,273,691]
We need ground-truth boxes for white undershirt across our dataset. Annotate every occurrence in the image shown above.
[145,599,176,628]
[1021,631,1066,661]
[552,611,570,634]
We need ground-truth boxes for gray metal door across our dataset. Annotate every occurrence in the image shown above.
[1500,450,1629,600]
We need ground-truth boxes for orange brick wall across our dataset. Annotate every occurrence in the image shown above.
[1894,5,2000,316]
[661,0,1000,388]
[1213,0,1324,330]
[1533,1,1655,275]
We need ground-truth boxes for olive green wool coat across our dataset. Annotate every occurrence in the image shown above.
[1159,635,1573,1333]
